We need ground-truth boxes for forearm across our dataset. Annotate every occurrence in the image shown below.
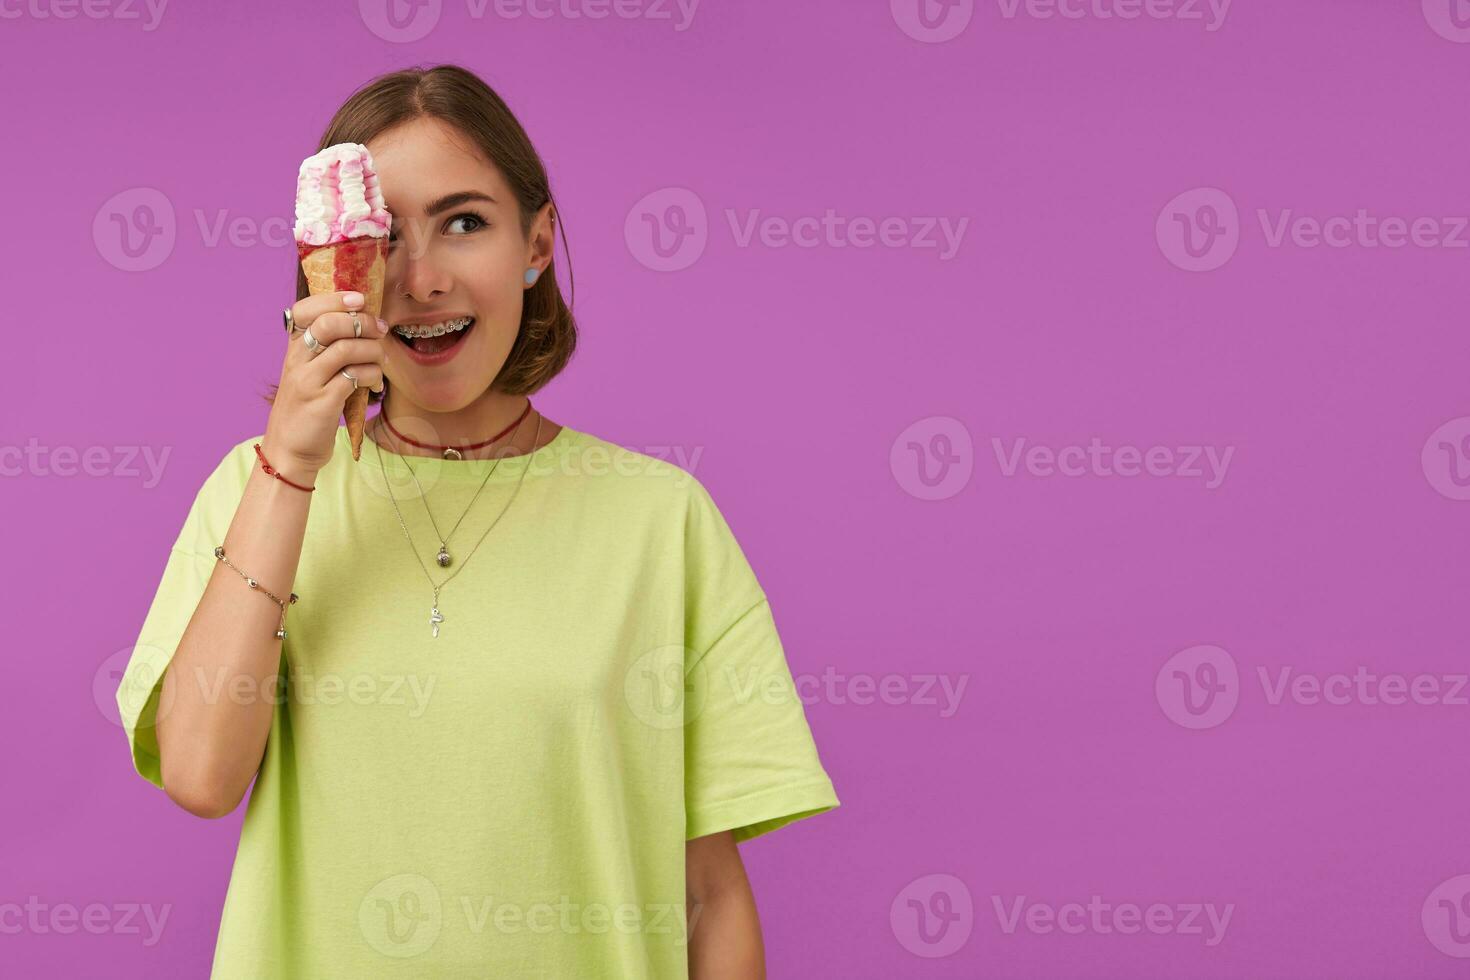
[156,445,316,817]
[687,882,765,980]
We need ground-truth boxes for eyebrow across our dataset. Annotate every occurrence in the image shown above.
[422,190,497,217]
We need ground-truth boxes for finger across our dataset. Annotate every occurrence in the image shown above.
[290,317,385,374]
[289,290,366,334]
[305,338,389,389]
[295,310,379,352]
[334,364,385,395]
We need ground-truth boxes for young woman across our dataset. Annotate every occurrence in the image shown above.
[115,64,839,979]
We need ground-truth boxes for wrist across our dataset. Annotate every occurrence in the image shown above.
[254,441,318,491]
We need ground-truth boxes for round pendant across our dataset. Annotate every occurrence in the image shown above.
[443,448,463,461]
[436,547,452,567]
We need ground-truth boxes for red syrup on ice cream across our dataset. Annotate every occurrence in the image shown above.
[296,237,388,291]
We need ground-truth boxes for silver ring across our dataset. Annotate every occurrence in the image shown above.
[302,327,324,356]
[283,307,297,334]
[351,311,362,338]
[341,369,358,391]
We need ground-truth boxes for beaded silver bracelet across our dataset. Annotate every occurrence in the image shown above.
[213,545,299,639]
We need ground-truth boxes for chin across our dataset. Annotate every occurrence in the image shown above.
[395,376,489,414]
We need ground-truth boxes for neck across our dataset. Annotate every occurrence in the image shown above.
[373,388,536,461]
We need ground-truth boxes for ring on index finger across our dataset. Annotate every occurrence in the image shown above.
[283,307,297,334]
[350,311,362,338]
[302,327,325,357]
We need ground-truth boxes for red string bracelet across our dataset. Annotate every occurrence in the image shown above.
[253,443,316,492]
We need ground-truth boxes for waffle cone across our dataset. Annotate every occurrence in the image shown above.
[298,236,388,461]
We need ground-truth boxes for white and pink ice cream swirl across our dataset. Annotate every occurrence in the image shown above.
[292,143,392,248]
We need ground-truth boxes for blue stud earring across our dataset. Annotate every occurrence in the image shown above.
[524,268,539,285]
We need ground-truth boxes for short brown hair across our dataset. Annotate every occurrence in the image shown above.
[265,64,577,406]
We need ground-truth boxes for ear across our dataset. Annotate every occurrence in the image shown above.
[524,202,556,287]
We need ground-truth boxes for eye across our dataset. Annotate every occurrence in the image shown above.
[446,211,486,235]
[386,211,486,247]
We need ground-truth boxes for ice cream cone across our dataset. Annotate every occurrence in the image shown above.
[298,236,388,460]
[291,142,393,463]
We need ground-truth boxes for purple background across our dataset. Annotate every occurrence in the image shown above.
[6,0,1470,976]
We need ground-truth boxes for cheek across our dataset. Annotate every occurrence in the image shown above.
[473,259,528,312]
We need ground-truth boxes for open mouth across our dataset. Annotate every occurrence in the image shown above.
[392,316,476,359]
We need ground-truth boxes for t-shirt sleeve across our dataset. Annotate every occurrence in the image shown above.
[115,438,256,790]
[681,480,840,843]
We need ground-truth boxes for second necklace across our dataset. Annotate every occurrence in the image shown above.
[377,400,534,567]
[374,409,544,638]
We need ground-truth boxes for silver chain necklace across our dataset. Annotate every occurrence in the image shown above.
[379,404,532,568]
[372,410,544,638]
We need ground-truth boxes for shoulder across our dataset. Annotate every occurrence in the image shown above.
[560,425,717,513]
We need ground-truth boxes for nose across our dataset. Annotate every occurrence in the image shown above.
[391,234,452,302]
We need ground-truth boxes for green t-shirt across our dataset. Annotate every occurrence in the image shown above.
[116,422,840,978]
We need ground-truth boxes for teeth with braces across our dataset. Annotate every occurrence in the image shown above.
[393,316,473,339]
